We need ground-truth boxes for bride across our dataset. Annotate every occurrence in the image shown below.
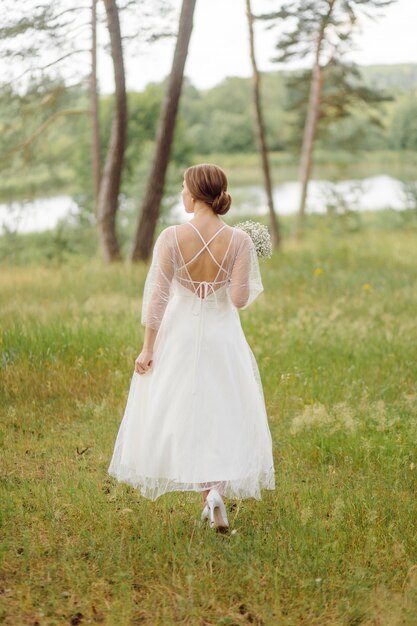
[108,163,275,532]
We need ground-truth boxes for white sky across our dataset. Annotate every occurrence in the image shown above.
[98,0,417,94]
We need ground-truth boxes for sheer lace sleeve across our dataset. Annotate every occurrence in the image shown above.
[228,230,264,309]
[141,226,175,330]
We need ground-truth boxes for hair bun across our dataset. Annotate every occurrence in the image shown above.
[184,163,232,215]
[212,190,232,215]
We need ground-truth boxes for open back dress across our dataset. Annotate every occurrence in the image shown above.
[107,221,275,501]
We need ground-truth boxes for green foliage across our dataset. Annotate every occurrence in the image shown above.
[360,63,417,93]
[124,85,165,178]
[256,1,396,157]
[0,78,87,200]
[68,82,188,225]
[390,94,417,151]
[276,60,392,153]
[180,77,257,154]
[1,64,416,211]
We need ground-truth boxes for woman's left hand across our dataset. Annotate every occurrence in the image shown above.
[134,349,154,375]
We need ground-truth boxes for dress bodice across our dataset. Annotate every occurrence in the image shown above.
[140,222,264,332]
[173,223,236,394]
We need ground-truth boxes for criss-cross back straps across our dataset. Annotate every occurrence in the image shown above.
[186,222,236,288]
[185,222,227,269]
[174,223,235,295]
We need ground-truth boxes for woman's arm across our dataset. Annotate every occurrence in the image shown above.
[228,232,264,309]
[135,228,174,375]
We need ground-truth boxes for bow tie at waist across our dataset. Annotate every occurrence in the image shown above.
[190,281,220,396]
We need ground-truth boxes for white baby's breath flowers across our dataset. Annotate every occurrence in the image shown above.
[234,220,272,259]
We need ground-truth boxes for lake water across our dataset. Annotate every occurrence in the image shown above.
[0,175,413,235]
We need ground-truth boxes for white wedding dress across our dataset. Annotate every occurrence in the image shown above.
[107,221,275,501]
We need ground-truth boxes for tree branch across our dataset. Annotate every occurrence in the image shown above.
[0,49,90,89]
[2,108,88,163]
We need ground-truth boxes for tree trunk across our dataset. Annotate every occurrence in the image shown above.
[293,62,324,240]
[246,0,280,248]
[97,0,127,263]
[130,0,197,262]
[293,0,335,240]
[91,0,101,213]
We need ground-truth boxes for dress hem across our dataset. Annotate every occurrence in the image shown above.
[107,464,275,502]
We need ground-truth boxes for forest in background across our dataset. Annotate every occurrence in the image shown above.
[2,62,417,208]
[2,0,417,264]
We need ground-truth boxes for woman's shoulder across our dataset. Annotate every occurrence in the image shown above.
[231,226,252,246]
[160,224,176,232]
[150,225,176,255]
[232,226,250,239]
[156,224,176,241]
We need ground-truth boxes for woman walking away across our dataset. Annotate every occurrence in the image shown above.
[108,163,275,532]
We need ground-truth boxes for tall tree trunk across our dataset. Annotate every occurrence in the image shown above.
[246,0,280,248]
[130,0,197,262]
[97,0,127,263]
[91,0,101,213]
[293,62,324,240]
[293,0,335,240]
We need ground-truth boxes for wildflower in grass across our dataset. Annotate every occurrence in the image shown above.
[280,372,292,384]
[314,267,323,276]
[369,399,388,431]
[333,402,358,433]
[360,437,373,452]
[291,401,359,434]
[234,220,272,259]
[300,506,313,525]
[363,283,371,290]
[290,402,332,434]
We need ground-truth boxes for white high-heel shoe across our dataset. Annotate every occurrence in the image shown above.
[205,489,229,531]
[201,502,209,522]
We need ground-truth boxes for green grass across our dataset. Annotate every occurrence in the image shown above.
[1,223,417,625]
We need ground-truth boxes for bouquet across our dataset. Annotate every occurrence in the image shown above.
[234,220,272,259]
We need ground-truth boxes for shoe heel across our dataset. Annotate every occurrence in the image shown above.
[201,503,209,522]
[206,489,229,531]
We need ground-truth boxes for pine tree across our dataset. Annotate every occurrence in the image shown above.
[258,0,395,239]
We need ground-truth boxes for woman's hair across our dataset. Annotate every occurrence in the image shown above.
[184,163,232,215]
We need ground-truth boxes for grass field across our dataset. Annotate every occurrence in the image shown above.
[1,221,417,625]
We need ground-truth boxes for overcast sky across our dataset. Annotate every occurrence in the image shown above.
[98,0,417,94]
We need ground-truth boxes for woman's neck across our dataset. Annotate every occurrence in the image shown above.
[192,202,222,223]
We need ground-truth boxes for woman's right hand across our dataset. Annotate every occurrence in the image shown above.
[134,349,154,375]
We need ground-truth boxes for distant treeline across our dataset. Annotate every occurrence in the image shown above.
[1,64,416,205]
[178,64,417,154]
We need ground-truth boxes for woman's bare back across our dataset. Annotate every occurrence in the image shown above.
[174,220,236,287]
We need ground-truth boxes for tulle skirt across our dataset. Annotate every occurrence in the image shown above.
[107,279,275,501]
